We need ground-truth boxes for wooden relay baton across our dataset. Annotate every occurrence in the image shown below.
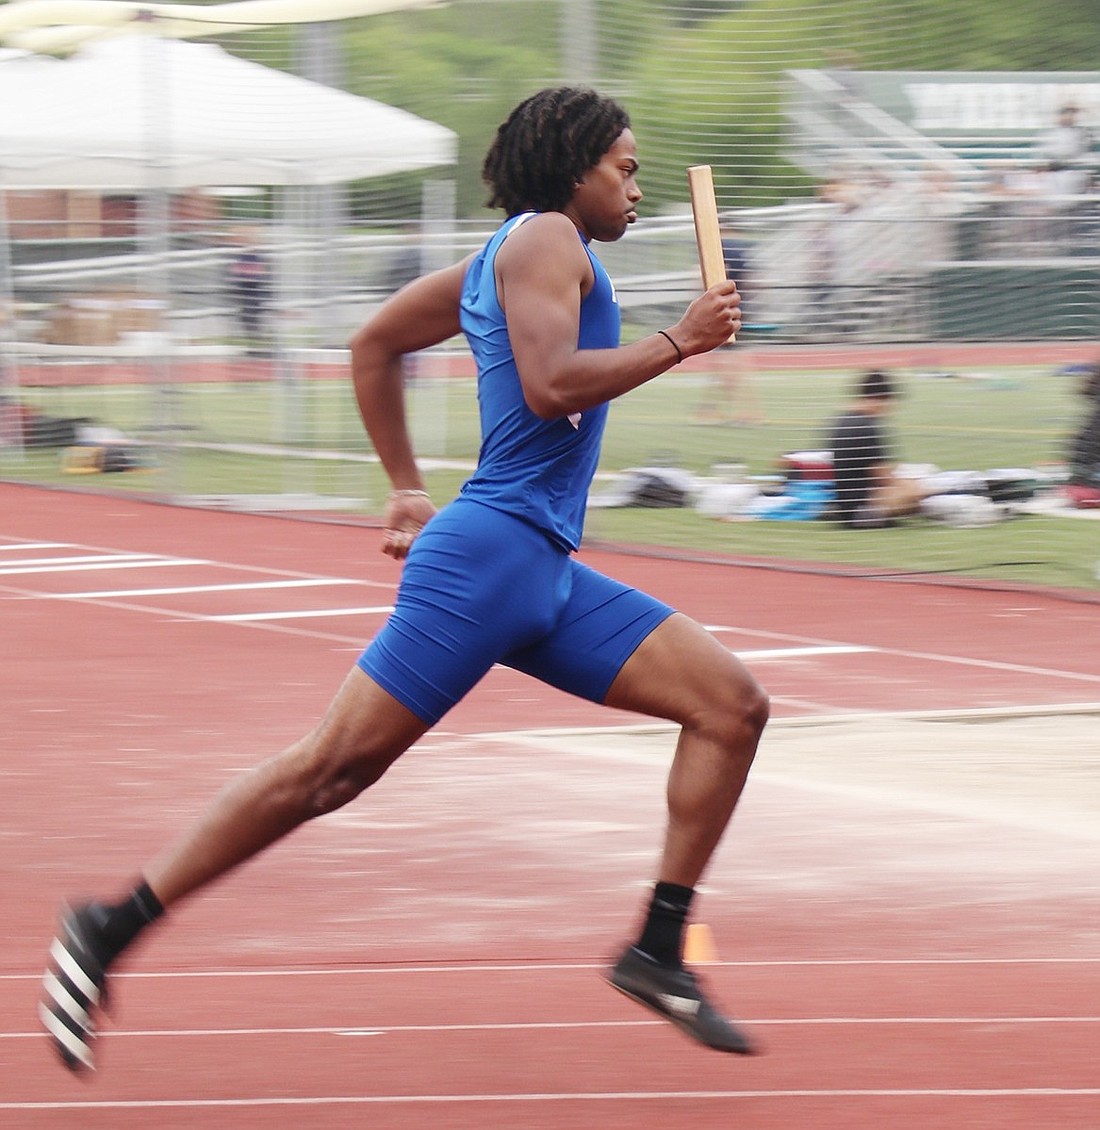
[687,163,736,342]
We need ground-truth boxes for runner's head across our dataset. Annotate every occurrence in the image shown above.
[482,87,631,216]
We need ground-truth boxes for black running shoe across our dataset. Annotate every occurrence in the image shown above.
[607,944,754,1054]
[39,904,111,1073]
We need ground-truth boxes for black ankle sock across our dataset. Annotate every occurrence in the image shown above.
[89,880,165,965]
[636,881,695,967]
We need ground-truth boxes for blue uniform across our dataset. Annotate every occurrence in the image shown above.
[358,214,673,723]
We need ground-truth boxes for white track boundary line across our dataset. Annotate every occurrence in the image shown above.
[705,622,1100,686]
[0,553,157,568]
[0,538,396,591]
[4,1016,1099,1041]
[3,1088,1098,1110]
[203,606,393,622]
[0,556,207,576]
[734,644,875,660]
[3,955,1098,983]
[5,544,1098,691]
[50,579,367,599]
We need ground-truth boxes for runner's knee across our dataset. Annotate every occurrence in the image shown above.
[702,670,769,756]
[279,736,399,818]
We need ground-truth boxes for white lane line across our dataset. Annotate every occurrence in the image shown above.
[202,606,394,622]
[4,1016,1098,1041]
[0,553,159,568]
[3,956,1096,982]
[3,1088,1098,1110]
[8,548,1097,688]
[734,645,875,661]
[0,557,207,576]
[705,623,1100,686]
[3,536,395,590]
[50,579,366,599]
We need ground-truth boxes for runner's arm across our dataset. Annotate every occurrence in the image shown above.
[497,213,740,419]
[349,256,473,492]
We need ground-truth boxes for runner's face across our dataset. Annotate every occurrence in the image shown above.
[566,129,642,243]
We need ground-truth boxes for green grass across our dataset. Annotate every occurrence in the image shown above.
[4,361,1097,592]
[584,505,1097,591]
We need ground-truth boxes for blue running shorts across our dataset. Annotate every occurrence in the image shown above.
[357,498,674,724]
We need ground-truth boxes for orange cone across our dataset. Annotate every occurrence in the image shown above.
[684,922,718,965]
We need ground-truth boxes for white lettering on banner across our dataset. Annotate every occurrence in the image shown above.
[906,82,1100,130]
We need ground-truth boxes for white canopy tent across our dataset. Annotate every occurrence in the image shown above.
[0,0,445,57]
[0,35,457,188]
[0,34,458,468]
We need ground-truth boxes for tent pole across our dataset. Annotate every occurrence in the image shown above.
[407,177,456,459]
[0,185,25,461]
[139,33,181,496]
[270,21,347,496]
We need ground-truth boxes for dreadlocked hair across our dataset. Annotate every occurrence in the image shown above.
[482,87,631,216]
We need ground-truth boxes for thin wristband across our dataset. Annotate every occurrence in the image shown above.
[657,329,684,365]
[388,488,430,501]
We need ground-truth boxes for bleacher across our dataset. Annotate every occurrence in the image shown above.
[785,68,1100,188]
[772,70,1100,340]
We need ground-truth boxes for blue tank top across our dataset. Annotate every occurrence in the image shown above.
[458,213,619,551]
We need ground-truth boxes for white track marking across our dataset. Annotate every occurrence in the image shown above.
[49,579,366,599]
[3,1088,1098,1110]
[735,645,875,660]
[0,553,155,567]
[0,537,395,589]
[0,556,206,575]
[4,1015,1100,1041]
[706,623,1100,686]
[4,543,1096,692]
[3,955,1098,983]
[202,606,394,622]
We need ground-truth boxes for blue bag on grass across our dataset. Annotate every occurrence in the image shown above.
[746,479,834,521]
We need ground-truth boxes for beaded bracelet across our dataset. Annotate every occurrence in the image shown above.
[657,329,684,365]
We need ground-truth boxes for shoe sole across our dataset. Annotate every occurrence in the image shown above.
[607,974,754,1055]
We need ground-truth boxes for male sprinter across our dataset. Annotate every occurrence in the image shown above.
[41,87,768,1072]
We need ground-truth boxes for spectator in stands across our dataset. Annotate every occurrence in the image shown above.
[985,160,1052,254]
[827,369,927,528]
[1034,103,1092,181]
[913,162,966,267]
[804,171,862,338]
[1033,103,1094,249]
[1066,363,1100,508]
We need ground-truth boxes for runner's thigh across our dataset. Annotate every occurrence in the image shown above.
[503,560,674,703]
[358,500,569,724]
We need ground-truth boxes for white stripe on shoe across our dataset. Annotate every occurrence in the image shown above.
[38,1002,95,1070]
[41,970,92,1028]
[48,939,101,1003]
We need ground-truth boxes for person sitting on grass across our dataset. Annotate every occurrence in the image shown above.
[828,369,927,529]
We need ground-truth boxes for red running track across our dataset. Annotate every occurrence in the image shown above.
[1,484,1097,1128]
